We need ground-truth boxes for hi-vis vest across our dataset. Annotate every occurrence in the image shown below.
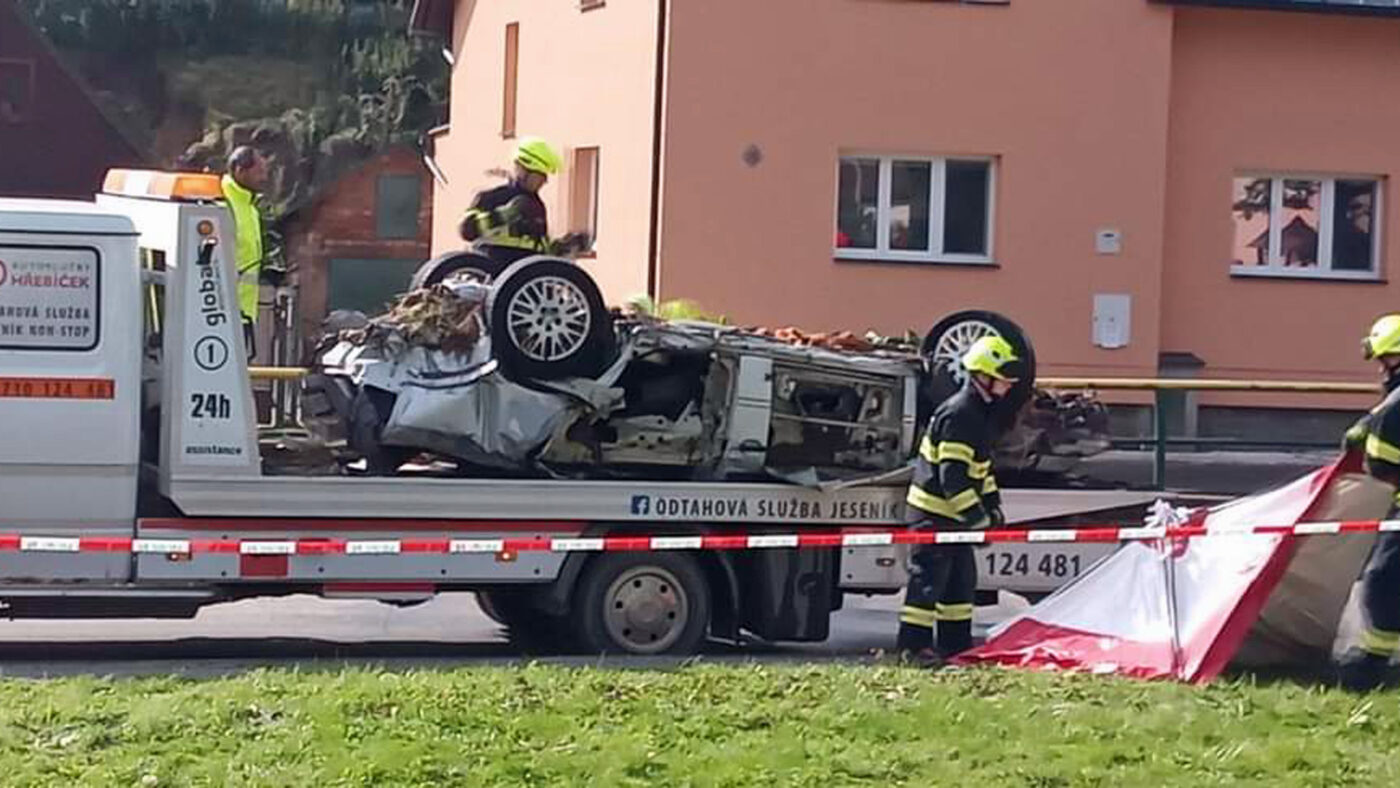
[220,174,263,323]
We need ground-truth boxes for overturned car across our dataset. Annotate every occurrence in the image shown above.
[301,256,1108,483]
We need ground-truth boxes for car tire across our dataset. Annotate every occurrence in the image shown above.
[574,553,711,656]
[486,256,615,381]
[918,310,1037,432]
[410,250,507,290]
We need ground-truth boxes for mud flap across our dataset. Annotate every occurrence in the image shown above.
[737,547,836,642]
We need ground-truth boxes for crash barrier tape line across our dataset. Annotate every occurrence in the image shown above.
[5,520,1400,555]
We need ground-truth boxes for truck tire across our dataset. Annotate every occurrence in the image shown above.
[574,553,711,655]
[476,591,577,653]
[919,310,1037,432]
[410,250,506,289]
[486,256,615,382]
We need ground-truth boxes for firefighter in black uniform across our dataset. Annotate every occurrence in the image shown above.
[1338,315,1400,691]
[897,334,1027,666]
[458,137,562,267]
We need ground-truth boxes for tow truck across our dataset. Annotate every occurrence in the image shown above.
[0,170,1161,655]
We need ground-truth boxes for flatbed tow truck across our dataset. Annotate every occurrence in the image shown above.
[0,171,1164,655]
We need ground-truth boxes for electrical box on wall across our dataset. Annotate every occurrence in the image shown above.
[1093,294,1131,349]
[1096,228,1122,255]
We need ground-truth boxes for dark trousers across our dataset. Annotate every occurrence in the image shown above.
[242,316,257,361]
[898,528,977,656]
[1358,524,1400,655]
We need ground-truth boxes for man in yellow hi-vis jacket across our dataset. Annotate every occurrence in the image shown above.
[220,146,270,359]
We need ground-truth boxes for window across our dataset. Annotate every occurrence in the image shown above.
[375,174,422,240]
[569,147,600,245]
[1231,174,1382,280]
[140,248,167,345]
[0,246,100,352]
[835,155,994,263]
[502,23,519,138]
[328,258,423,315]
[0,59,35,124]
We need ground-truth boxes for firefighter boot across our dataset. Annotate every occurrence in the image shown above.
[1338,649,1391,692]
[938,620,974,660]
[895,623,942,668]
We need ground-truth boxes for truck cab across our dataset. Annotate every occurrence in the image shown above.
[0,197,141,581]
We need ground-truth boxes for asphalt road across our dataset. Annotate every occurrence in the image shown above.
[0,591,1031,679]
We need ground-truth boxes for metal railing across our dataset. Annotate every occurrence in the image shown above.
[1040,376,1375,488]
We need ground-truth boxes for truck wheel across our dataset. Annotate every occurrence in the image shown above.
[575,553,711,655]
[476,591,576,653]
[919,310,1037,432]
[410,250,506,289]
[486,256,615,381]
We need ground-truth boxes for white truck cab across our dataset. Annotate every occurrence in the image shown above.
[0,198,141,581]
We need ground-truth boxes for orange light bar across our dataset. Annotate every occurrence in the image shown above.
[102,169,224,202]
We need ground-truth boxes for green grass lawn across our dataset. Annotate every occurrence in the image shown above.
[0,664,1393,787]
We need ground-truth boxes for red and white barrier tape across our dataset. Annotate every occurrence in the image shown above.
[4,520,1400,556]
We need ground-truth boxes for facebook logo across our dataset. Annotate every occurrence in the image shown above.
[630,495,651,516]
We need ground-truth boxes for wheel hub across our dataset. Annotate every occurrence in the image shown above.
[931,319,1000,384]
[506,275,592,362]
[603,566,688,654]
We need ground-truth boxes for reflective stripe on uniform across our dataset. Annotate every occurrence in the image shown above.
[1367,434,1400,465]
[463,208,546,251]
[969,460,992,480]
[982,476,999,495]
[919,436,939,464]
[918,437,980,468]
[484,235,547,251]
[906,486,981,519]
[934,603,974,622]
[906,487,961,519]
[938,441,976,464]
[949,488,981,512]
[1360,627,1400,657]
[900,605,937,628]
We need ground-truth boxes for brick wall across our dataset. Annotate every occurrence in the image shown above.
[283,146,434,352]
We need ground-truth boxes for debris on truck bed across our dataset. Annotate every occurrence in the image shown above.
[337,281,488,358]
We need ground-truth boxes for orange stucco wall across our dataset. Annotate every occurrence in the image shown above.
[1162,7,1400,408]
[429,0,658,303]
[656,0,1176,380]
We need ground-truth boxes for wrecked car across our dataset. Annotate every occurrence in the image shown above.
[301,255,1108,483]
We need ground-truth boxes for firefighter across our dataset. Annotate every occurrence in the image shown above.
[219,146,271,359]
[1337,314,1400,691]
[458,137,562,267]
[897,335,1026,666]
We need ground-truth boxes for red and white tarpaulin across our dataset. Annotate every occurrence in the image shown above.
[958,454,1389,682]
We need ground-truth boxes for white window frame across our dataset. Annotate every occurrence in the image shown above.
[1229,171,1384,282]
[834,153,996,265]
